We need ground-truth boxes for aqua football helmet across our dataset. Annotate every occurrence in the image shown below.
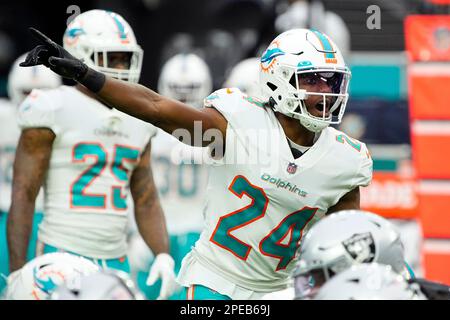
[158,53,212,108]
[259,28,351,132]
[63,9,143,83]
[7,53,61,106]
[294,210,406,299]
[5,253,99,300]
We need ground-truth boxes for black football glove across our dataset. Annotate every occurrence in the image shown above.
[20,27,105,92]
[408,278,450,300]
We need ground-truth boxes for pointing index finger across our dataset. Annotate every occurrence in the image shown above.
[29,27,58,49]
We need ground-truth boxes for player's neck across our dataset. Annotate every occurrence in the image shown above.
[275,112,315,147]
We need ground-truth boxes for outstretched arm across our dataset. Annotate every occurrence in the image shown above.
[20,28,227,146]
[97,78,227,143]
[7,128,55,271]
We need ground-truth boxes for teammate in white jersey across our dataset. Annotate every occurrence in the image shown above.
[0,54,61,292]
[21,28,373,300]
[8,10,178,300]
[128,53,212,299]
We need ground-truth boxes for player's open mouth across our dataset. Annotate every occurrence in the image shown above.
[314,101,330,117]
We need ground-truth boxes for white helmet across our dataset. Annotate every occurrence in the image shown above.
[223,57,261,98]
[158,53,212,108]
[63,9,143,83]
[50,269,145,300]
[5,253,99,300]
[294,210,406,299]
[259,28,351,132]
[314,263,426,300]
[7,53,61,106]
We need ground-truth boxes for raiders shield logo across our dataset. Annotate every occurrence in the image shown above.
[342,232,376,263]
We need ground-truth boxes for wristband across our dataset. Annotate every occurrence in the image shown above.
[79,67,106,93]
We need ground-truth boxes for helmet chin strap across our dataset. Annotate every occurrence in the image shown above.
[270,96,329,133]
[299,116,329,133]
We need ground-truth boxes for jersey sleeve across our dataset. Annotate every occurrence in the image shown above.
[353,142,373,188]
[204,88,267,164]
[204,88,245,129]
[147,123,158,140]
[17,89,61,135]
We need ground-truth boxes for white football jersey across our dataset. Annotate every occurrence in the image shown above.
[262,287,295,300]
[17,86,156,259]
[177,88,373,299]
[151,129,209,234]
[0,99,44,212]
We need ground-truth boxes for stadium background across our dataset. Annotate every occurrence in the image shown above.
[0,0,449,287]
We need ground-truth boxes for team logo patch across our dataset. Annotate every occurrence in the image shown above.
[342,232,376,263]
[287,162,298,174]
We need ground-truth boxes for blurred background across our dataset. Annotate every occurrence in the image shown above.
[0,0,449,288]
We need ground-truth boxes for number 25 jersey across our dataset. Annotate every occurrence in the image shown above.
[18,86,156,259]
[178,88,373,298]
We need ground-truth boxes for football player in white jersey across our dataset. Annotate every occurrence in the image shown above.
[8,10,178,300]
[21,28,373,300]
[128,53,212,299]
[0,54,61,292]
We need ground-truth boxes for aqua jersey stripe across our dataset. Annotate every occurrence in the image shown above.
[311,30,335,60]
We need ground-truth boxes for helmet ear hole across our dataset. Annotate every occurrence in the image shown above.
[289,74,297,88]
[267,82,277,91]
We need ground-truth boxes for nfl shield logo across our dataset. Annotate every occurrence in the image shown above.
[287,162,297,174]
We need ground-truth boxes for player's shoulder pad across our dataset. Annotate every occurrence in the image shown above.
[328,127,373,187]
[204,88,268,129]
[17,87,63,131]
[148,123,158,139]
[204,87,266,108]
[0,99,14,118]
[327,127,371,158]
[0,98,14,109]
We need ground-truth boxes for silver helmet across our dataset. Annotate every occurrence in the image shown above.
[158,53,212,108]
[314,263,425,300]
[294,210,406,299]
[50,269,144,300]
